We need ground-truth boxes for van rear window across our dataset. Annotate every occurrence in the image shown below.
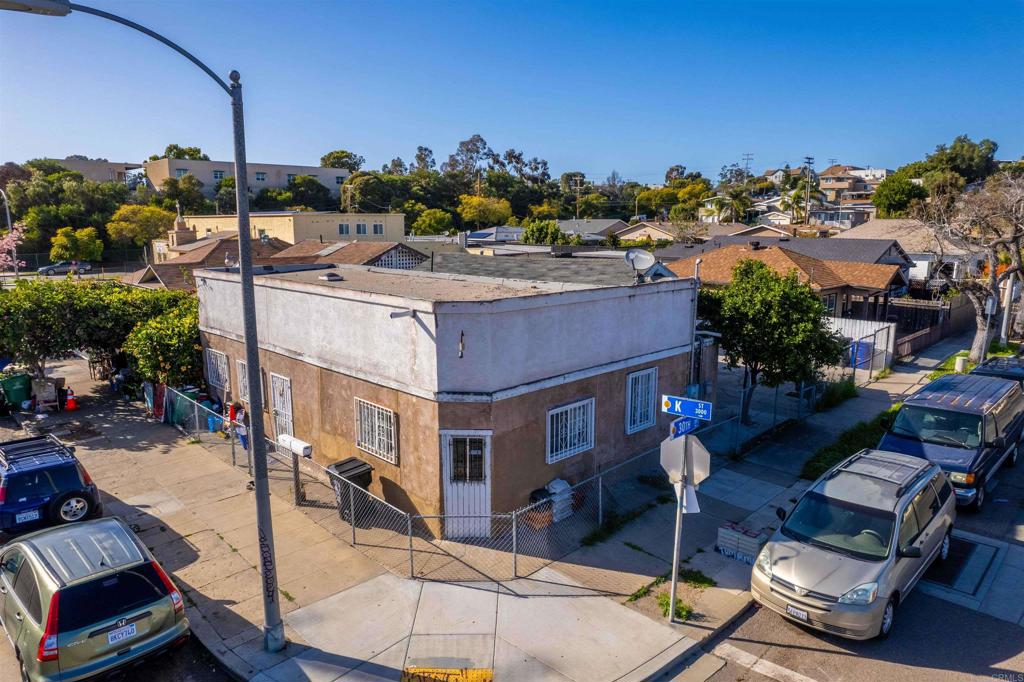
[58,563,168,633]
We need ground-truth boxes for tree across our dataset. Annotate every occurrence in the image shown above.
[159,174,213,214]
[106,204,176,246]
[925,135,999,184]
[0,278,82,377]
[528,200,561,220]
[410,146,436,173]
[456,194,511,228]
[576,192,608,218]
[872,175,928,218]
[718,163,750,188]
[669,215,707,243]
[287,175,332,210]
[778,177,823,223]
[321,149,365,172]
[382,158,408,175]
[918,173,1024,362]
[0,222,25,271]
[665,165,687,185]
[0,162,30,190]
[213,176,242,213]
[49,226,104,262]
[700,260,845,424]
[411,208,454,235]
[712,186,753,223]
[123,297,202,387]
[148,144,209,161]
[521,219,566,245]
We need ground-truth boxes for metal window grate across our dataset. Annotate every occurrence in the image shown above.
[356,398,398,464]
[546,398,594,463]
[205,349,229,390]
[626,367,657,434]
[236,360,249,401]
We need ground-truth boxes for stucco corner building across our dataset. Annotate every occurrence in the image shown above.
[195,263,713,534]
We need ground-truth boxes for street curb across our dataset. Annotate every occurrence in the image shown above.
[186,606,256,682]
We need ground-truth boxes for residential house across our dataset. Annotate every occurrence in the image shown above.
[144,157,349,197]
[757,210,796,226]
[196,263,712,533]
[667,243,905,318]
[180,212,406,244]
[271,240,428,270]
[44,156,142,184]
[125,232,289,290]
[808,205,874,230]
[614,221,678,242]
[834,218,983,289]
[818,165,873,203]
[467,226,524,244]
[557,218,629,241]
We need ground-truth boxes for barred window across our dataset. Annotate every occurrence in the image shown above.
[546,398,595,464]
[205,349,229,390]
[236,360,248,401]
[355,398,398,464]
[626,367,657,434]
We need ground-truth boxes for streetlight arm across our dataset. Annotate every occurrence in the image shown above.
[68,3,230,95]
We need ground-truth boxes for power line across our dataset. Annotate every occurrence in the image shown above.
[741,153,754,176]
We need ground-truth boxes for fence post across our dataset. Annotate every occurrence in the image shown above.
[230,425,236,467]
[349,482,357,545]
[597,476,604,528]
[291,450,301,506]
[407,515,414,578]
[512,510,518,578]
[193,403,200,441]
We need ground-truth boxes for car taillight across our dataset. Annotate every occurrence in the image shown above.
[0,479,6,505]
[152,561,184,615]
[37,591,60,662]
[78,464,94,486]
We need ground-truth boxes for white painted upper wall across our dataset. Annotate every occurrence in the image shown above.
[197,270,695,400]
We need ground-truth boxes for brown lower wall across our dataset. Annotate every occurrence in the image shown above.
[202,332,708,516]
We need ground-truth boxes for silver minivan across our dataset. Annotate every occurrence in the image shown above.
[751,449,955,640]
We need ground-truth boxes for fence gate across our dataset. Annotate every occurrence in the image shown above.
[270,373,293,438]
[441,432,492,538]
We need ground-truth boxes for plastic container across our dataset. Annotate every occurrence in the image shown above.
[328,458,374,526]
[0,373,31,407]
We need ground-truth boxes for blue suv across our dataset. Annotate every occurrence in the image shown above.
[0,435,101,535]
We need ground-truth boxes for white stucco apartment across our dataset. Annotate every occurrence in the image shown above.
[144,158,349,197]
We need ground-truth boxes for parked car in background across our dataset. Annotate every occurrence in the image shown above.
[970,355,1024,388]
[878,373,1021,510]
[752,449,955,640]
[37,261,92,276]
[0,517,190,681]
[0,436,101,535]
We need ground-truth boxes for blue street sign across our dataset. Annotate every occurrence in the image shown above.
[661,395,713,421]
[670,416,700,439]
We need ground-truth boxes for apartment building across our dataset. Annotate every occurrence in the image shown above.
[181,211,406,244]
[144,158,349,197]
[45,156,142,184]
[196,263,710,533]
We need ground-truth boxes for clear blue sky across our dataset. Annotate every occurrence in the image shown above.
[1,0,1022,182]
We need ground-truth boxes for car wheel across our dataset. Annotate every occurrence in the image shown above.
[53,493,91,524]
[939,530,951,562]
[877,598,896,639]
[972,484,986,512]
[45,269,55,276]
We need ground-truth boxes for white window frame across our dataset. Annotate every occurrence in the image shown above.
[355,398,398,464]
[236,359,249,401]
[205,349,229,390]
[175,168,188,178]
[356,223,367,235]
[212,170,225,181]
[255,172,267,182]
[625,367,658,434]
[372,222,384,235]
[336,176,345,185]
[546,397,595,464]
[339,223,350,235]
[287,173,297,182]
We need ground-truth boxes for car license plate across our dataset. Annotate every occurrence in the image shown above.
[786,605,808,622]
[14,510,40,524]
[107,623,137,645]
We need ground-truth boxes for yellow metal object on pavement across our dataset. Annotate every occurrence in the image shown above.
[401,668,493,682]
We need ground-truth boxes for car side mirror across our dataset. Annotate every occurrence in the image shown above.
[990,436,1006,449]
[880,415,894,430]
[775,507,787,521]
[899,545,922,558]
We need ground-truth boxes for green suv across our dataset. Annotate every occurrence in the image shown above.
[0,517,190,681]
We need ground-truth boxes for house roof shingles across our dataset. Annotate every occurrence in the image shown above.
[834,218,966,255]
[271,240,426,266]
[654,235,910,266]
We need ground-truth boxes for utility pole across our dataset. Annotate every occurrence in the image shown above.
[572,174,586,220]
[803,156,815,226]
[741,153,754,177]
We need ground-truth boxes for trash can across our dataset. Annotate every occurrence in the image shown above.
[327,458,374,526]
[0,374,31,408]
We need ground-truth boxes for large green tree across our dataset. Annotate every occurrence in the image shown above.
[320,149,365,172]
[700,260,846,424]
[49,227,104,262]
[0,278,82,377]
[872,174,929,218]
[123,297,202,387]
[148,144,209,161]
[456,194,512,228]
[411,208,454,235]
[159,174,213,214]
[286,175,332,210]
[106,204,176,246]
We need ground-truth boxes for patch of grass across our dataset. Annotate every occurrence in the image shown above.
[626,573,668,602]
[657,592,693,621]
[186,436,201,445]
[580,502,657,546]
[873,367,893,380]
[818,377,858,410]
[927,351,971,380]
[280,589,295,603]
[678,568,717,589]
[801,404,902,480]
[927,340,1019,381]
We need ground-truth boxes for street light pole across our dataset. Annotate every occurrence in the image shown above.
[0,0,285,652]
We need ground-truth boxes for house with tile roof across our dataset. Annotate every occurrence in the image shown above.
[271,240,427,270]
[667,243,906,318]
[124,233,290,290]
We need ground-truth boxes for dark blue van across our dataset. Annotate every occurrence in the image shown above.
[970,356,1024,388]
[0,435,101,534]
[878,373,1021,511]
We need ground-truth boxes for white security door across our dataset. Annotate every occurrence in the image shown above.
[441,431,492,538]
[270,373,293,439]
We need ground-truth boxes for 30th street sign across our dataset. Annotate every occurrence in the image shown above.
[661,395,713,421]
[670,416,700,440]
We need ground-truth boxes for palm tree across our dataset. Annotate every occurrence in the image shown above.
[712,186,753,222]
[780,178,825,223]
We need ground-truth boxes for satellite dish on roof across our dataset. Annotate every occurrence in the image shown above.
[624,248,657,283]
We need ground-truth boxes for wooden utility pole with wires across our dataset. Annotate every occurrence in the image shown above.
[572,174,587,220]
[803,155,814,225]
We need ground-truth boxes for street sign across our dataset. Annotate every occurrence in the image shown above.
[670,416,700,440]
[660,435,712,485]
[661,395,713,421]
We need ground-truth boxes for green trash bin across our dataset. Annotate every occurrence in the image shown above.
[0,374,31,407]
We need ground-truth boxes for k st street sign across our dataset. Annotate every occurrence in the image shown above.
[661,395,713,421]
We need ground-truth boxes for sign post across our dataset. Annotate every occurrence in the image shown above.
[661,396,712,624]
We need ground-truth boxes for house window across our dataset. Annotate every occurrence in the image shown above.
[175,168,188,178]
[372,223,384,235]
[356,223,367,235]
[626,367,658,434]
[823,293,837,314]
[212,170,225,181]
[451,437,485,482]
[255,172,267,182]
[339,223,350,236]
[546,398,595,463]
[336,176,345,185]
[287,173,297,182]
[205,349,229,390]
[236,360,249,401]
[355,398,397,464]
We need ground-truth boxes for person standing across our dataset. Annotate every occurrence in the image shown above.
[234,402,250,451]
